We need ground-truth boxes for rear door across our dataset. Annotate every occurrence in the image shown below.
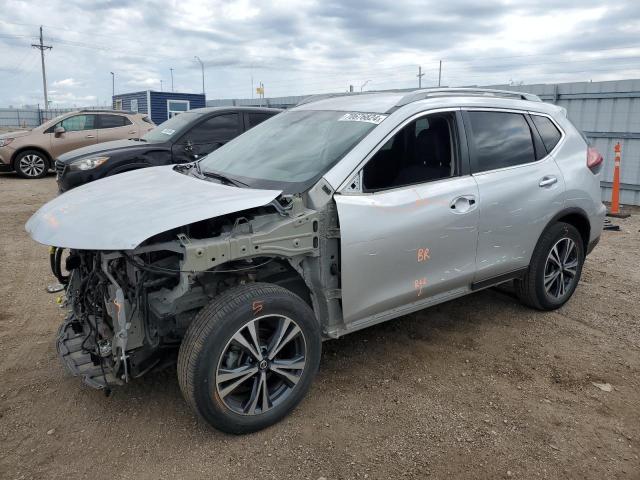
[335,110,480,325]
[96,114,138,142]
[172,113,241,163]
[49,114,98,158]
[462,109,565,282]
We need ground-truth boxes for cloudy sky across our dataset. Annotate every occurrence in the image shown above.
[1,0,639,107]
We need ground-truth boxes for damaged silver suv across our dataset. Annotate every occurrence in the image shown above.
[26,88,605,434]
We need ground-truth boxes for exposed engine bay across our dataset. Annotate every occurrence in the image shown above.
[52,197,339,392]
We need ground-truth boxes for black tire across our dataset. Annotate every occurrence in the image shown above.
[177,282,321,434]
[515,222,584,310]
[13,149,50,179]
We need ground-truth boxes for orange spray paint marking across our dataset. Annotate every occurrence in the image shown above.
[252,300,264,315]
[414,278,427,296]
[417,248,431,262]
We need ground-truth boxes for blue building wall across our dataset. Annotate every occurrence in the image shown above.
[112,91,206,125]
[149,92,206,125]
[112,91,148,115]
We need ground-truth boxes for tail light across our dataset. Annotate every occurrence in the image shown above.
[587,146,603,172]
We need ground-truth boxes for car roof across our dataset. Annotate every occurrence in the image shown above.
[291,88,552,115]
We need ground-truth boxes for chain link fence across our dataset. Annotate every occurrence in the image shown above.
[0,106,110,130]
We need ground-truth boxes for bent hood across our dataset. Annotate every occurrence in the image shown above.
[26,165,282,250]
[58,139,161,163]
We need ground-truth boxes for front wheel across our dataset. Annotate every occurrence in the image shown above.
[14,150,49,179]
[177,283,321,434]
[515,222,584,310]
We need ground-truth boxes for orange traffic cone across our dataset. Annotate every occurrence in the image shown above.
[607,142,630,218]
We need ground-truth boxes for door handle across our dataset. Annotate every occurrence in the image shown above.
[85,134,95,138]
[450,195,477,213]
[128,130,136,134]
[539,176,558,187]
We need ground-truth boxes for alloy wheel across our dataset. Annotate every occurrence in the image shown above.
[215,314,307,416]
[19,154,46,177]
[543,237,579,299]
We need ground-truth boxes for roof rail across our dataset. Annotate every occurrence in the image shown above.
[389,88,541,112]
[295,92,361,107]
[79,109,140,115]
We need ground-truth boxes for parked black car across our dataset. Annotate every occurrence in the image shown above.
[55,107,281,192]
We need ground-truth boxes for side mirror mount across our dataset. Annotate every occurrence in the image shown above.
[183,140,193,152]
[54,126,65,136]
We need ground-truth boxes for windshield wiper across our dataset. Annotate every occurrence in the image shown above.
[201,170,248,187]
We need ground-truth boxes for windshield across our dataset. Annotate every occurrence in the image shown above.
[198,110,380,191]
[143,112,201,143]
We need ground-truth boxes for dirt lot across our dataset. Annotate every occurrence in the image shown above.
[1,173,638,480]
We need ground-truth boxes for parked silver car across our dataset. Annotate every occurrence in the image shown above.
[26,88,605,434]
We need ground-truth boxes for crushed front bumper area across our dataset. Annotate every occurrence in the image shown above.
[56,316,123,389]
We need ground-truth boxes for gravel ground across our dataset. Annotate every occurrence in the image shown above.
[1,173,638,480]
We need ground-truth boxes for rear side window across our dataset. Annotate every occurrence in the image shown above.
[466,111,535,172]
[531,115,562,152]
[99,114,132,129]
[247,112,274,128]
[185,114,241,144]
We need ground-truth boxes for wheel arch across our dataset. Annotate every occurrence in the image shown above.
[256,259,313,307]
[544,207,591,252]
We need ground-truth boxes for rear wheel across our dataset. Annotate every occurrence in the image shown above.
[177,283,321,434]
[14,150,49,179]
[515,222,584,310]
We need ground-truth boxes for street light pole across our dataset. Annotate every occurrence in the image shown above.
[194,56,205,96]
[170,68,174,92]
[360,79,370,92]
[110,71,115,98]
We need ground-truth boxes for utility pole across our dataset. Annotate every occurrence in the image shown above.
[31,26,52,108]
[194,56,205,95]
[170,68,174,92]
[438,60,442,87]
[160,79,163,92]
[110,72,115,98]
[417,66,424,89]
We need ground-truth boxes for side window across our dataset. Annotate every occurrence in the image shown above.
[531,114,562,153]
[59,114,96,132]
[168,100,190,118]
[363,112,458,191]
[247,112,273,128]
[466,111,535,172]
[99,114,132,129]
[184,114,241,144]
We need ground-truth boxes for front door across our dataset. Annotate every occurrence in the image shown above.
[172,113,241,163]
[49,114,98,158]
[462,109,565,282]
[335,110,479,325]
